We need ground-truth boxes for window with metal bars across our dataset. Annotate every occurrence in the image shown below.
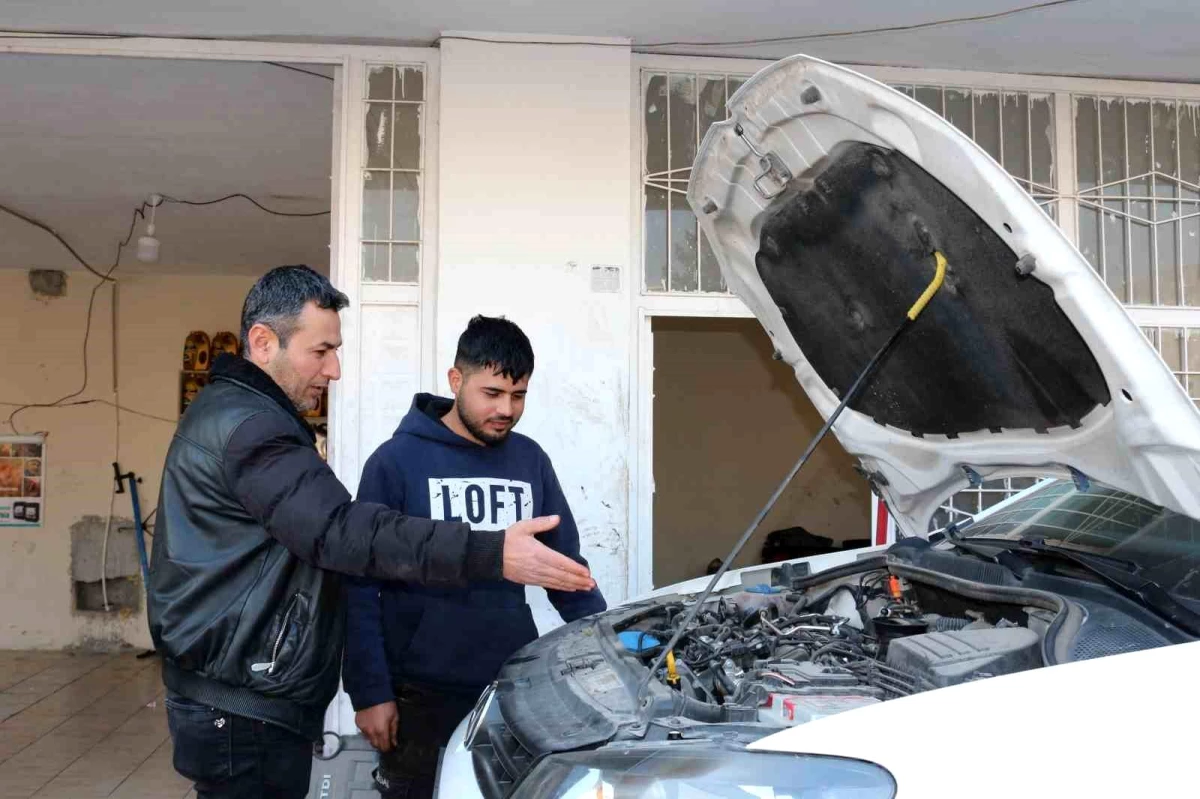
[1074,97,1200,306]
[1141,326,1200,405]
[361,63,425,284]
[641,74,1058,294]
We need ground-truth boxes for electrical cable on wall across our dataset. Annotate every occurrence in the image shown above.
[0,191,325,433]
[0,1,1087,52]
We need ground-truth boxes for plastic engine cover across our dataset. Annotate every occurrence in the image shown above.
[885,628,1041,688]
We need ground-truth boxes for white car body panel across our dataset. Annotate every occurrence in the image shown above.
[750,639,1200,797]
[688,55,1200,535]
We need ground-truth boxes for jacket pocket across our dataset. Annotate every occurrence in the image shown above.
[250,592,310,680]
[398,598,540,688]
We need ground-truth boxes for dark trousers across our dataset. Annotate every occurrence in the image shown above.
[165,693,313,799]
[374,682,481,799]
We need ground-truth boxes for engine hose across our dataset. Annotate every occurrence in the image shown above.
[888,562,1084,666]
[790,556,889,602]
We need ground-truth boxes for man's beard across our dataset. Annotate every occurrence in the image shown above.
[266,355,319,413]
[457,403,512,446]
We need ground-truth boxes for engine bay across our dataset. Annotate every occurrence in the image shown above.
[615,564,1044,729]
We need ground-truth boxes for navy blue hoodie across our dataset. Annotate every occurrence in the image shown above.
[342,393,607,709]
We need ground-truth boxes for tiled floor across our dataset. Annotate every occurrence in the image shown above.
[0,650,194,798]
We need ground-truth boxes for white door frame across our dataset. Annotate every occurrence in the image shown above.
[0,31,440,742]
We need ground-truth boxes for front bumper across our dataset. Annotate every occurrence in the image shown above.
[434,715,484,799]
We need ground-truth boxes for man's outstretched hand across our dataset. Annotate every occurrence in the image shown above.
[503,516,595,592]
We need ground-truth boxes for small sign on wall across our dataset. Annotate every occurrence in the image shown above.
[0,434,45,527]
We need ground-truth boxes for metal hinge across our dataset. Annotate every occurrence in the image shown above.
[735,123,792,199]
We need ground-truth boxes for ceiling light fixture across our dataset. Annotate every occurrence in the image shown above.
[135,194,162,263]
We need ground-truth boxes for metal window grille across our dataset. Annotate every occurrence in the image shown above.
[361,64,425,284]
[1073,97,1200,306]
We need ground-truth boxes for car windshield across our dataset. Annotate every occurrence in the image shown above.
[960,479,1200,603]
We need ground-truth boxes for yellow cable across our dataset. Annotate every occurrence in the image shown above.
[666,650,679,684]
[907,250,948,321]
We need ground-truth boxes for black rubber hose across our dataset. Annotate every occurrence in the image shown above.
[889,562,1084,665]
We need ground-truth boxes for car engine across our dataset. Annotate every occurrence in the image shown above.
[614,569,1042,729]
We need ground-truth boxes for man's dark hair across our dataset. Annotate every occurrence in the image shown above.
[454,315,535,382]
[240,265,349,352]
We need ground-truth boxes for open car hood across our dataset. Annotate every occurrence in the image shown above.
[688,55,1200,535]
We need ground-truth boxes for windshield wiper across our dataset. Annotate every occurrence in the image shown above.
[971,537,1200,637]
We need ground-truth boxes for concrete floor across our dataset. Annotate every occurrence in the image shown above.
[0,650,194,798]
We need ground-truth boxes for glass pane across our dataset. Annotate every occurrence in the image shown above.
[1076,96,1099,191]
[1030,95,1055,190]
[365,103,393,169]
[1161,327,1184,372]
[669,74,698,175]
[645,74,668,177]
[945,89,972,136]
[1131,213,1153,303]
[391,244,419,283]
[1104,199,1129,301]
[699,229,725,293]
[1128,100,1152,196]
[952,491,979,514]
[1100,98,1127,193]
[1157,205,1181,305]
[393,105,421,171]
[1129,101,1153,305]
[1002,93,1029,181]
[1182,103,1200,304]
[727,78,747,100]
[1189,329,1200,374]
[1184,214,1200,305]
[1010,477,1038,490]
[1189,375,1200,401]
[399,66,424,101]
[392,172,420,242]
[915,86,942,115]
[973,91,1001,162]
[362,171,391,241]
[1078,205,1102,274]
[896,85,915,99]
[1153,100,1180,183]
[698,77,726,144]
[1181,103,1200,194]
[669,192,698,292]
[644,186,668,291]
[367,65,395,100]
[362,242,389,282]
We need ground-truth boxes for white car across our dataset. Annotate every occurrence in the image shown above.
[436,54,1200,799]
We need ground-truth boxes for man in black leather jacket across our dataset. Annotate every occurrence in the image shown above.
[148,265,595,799]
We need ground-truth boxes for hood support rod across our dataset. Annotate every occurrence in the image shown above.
[638,249,950,699]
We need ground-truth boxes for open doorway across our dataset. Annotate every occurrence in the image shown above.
[651,317,871,588]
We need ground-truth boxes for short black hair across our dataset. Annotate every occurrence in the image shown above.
[240,265,348,352]
[454,315,535,382]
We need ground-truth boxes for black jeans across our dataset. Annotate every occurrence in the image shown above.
[374,682,481,799]
[165,693,313,799]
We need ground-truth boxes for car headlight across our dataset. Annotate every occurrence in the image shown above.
[509,744,896,799]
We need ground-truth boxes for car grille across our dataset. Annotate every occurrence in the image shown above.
[471,722,536,799]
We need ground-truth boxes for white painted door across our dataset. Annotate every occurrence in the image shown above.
[324,48,441,744]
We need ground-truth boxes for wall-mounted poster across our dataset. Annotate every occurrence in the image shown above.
[0,435,45,528]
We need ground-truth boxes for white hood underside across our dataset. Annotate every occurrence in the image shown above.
[687,55,1200,535]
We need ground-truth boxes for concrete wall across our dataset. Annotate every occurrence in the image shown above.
[0,269,256,649]
[436,38,634,630]
[652,317,870,587]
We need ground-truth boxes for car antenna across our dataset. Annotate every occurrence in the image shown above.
[637,245,949,701]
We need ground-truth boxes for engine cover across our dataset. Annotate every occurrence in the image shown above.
[886,627,1041,688]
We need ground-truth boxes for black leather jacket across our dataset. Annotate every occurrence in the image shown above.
[147,354,504,739]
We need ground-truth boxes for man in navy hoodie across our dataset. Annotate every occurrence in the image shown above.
[343,315,607,798]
